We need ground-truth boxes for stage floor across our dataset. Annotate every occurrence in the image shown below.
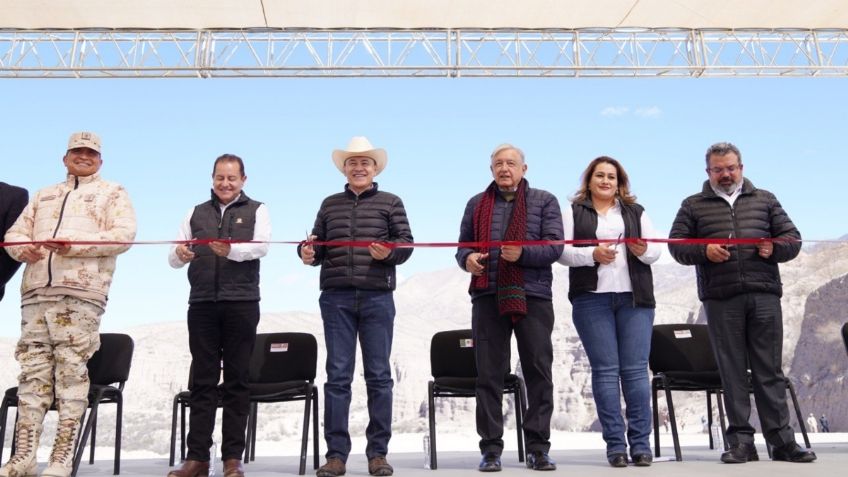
[71,433,847,477]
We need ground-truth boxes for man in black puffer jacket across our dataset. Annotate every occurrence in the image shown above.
[299,137,412,477]
[456,144,563,472]
[669,142,815,465]
[0,182,28,303]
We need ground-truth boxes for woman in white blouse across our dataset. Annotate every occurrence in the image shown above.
[557,156,661,467]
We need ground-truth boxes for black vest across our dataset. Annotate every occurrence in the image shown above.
[187,192,262,303]
[568,200,655,308]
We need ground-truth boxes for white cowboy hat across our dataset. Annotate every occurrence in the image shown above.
[332,136,388,175]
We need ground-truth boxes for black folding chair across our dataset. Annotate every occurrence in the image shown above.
[649,324,726,461]
[168,362,224,467]
[0,333,134,476]
[650,323,811,461]
[427,329,526,470]
[243,332,319,476]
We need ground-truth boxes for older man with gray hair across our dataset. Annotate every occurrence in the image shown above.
[456,143,563,472]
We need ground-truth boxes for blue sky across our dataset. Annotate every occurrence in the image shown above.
[1,78,846,336]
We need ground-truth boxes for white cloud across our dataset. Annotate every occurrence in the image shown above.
[634,106,662,118]
[600,106,629,117]
[600,106,662,118]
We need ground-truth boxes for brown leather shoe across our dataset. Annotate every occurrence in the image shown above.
[316,457,346,477]
[167,459,210,477]
[223,459,245,477]
[367,456,393,476]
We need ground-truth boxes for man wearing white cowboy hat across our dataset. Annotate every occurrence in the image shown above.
[299,136,413,477]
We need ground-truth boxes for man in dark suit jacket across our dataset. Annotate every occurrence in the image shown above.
[0,181,28,302]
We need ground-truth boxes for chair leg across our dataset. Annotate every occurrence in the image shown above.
[427,381,437,470]
[786,380,811,448]
[89,410,97,464]
[299,385,311,475]
[180,401,187,462]
[663,379,682,461]
[312,392,319,470]
[71,409,89,477]
[243,405,251,463]
[652,380,660,457]
[250,402,258,462]
[513,384,525,463]
[73,391,104,477]
[0,396,11,463]
[716,391,728,450]
[115,394,123,475]
[169,395,180,467]
[243,403,254,463]
[707,391,714,449]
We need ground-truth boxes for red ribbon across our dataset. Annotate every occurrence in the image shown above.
[0,236,819,249]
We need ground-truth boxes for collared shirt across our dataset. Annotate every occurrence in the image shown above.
[168,194,271,268]
[557,200,662,293]
[711,182,742,206]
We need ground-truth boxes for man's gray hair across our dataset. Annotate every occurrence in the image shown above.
[705,142,742,165]
[490,143,525,162]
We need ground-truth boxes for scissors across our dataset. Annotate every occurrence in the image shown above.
[614,233,623,251]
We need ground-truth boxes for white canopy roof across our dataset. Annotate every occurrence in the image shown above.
[3,0,846,30]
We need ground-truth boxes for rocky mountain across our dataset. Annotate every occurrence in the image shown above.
[791,273,848,433]
[0,242,846,454]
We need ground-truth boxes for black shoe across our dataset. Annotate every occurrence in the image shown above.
[772,443,817,463]
[478,453,502,472]
[607,453,628,467]
[632,453,653,467]
[526,451,556,471]
[721,442,759,464]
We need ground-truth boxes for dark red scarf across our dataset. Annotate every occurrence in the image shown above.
[471,179,528,322]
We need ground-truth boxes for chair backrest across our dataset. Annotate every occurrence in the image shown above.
[87,333,134,386]
[430,329,477,379]
[842,322,848,356]
[649,324,717,373]
[248,332,317,384]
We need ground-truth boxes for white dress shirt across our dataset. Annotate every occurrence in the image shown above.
[557,200,661,293]
[168,196,271,268]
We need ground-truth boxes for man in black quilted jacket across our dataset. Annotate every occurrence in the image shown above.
[0,182,28,303]
[299,136,413,477]
[668,142,815,464]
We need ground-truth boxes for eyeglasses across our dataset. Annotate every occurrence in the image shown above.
[707,164,741,175]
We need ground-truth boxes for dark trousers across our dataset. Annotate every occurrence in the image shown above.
[472,295,554,455]
[186,301,259,461]
[704,293,796,447]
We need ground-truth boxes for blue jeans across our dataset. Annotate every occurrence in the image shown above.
[319,290,395,461]
[572,292,654,456]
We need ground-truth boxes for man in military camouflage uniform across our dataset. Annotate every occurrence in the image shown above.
[2,132,137,477]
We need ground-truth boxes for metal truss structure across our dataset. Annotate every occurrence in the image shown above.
[2,28,847,78]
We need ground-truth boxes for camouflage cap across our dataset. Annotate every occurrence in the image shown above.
[67,131,102,153]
